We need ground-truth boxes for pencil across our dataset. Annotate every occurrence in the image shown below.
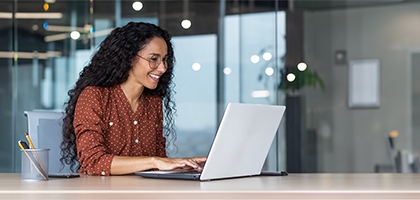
[18,141,48,180]
[25,132,35,149]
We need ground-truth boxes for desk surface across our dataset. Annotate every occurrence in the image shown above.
[0,173,419,199]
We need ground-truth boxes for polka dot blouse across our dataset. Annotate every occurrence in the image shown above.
[73,85,167,176]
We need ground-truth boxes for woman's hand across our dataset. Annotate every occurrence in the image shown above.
[153,157,207,172]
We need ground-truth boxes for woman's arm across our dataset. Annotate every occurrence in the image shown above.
[74,87,114,176]
[110,156,207,175]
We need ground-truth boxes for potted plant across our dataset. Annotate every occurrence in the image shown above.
[278,63,325,95]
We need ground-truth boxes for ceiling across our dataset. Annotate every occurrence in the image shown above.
[295,0,408,11]
[0,0,412,41]
[0,1,286,37]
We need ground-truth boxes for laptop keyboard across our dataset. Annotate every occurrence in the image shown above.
[173,171,201,175]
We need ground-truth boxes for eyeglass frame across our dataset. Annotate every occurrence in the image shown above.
[137,55,168,69]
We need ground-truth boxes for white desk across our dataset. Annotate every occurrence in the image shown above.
[0,173,419,199]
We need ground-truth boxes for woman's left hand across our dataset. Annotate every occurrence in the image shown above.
[153,156,207,172]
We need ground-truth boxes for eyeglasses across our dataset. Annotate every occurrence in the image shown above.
[137,55,168,69]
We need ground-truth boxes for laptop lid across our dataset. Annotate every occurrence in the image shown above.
[136,103,286,181]
[199,103,285,181]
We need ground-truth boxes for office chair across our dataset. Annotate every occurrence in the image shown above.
[24,110,72,173]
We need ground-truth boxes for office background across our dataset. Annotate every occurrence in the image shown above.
[0,0,419,174]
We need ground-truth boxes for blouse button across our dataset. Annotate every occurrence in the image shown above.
[155,124,158,127]
[135,139,139,143]
[101,171,105,176]
[109,122,113,126]
[134,121,138,125]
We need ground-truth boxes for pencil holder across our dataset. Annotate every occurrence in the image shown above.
[21,148,49,181]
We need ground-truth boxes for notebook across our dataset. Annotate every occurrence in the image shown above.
[135,103,286,181]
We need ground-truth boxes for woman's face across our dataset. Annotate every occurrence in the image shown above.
[129,37,168,90]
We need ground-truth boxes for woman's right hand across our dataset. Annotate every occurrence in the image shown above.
[153,157,207,172]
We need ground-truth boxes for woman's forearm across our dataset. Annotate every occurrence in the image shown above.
[110,156,156,175]
[110,156,207,175]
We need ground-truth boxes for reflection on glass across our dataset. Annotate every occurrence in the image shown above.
[2,0,286,173]
[172,35,217,158]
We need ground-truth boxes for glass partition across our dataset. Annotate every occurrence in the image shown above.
[172,34,217,157]
[1,0,286,173]
[224,11,286,171]
[0,1,14,172]
[3,0,418,174]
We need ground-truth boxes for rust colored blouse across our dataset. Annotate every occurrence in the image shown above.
[73,85,166,176]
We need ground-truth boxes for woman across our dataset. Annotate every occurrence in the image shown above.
[60,22,206,176]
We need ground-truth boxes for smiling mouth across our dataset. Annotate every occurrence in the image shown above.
[149,73,160,81]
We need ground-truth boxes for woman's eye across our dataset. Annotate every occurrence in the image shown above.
[150,57,159,62]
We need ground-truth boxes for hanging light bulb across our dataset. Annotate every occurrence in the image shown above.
[132,1,143,11]
[287,73,296,82]
[297,62,307,71]
[250,55,260,64]
[265,67,274,76]
[181,19,192,29]
[70,31,80,40]
[191,62,201,71]
[262,52,272,61]
[224,67,232,75]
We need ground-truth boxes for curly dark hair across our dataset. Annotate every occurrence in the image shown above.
[60,22,177,172]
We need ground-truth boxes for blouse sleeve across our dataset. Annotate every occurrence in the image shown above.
[73,87,114,176]
[156,99,167,157]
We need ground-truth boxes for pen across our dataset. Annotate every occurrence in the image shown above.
[18,140,30,149]
[18,140,48,180]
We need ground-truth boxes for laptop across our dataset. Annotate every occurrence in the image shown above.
[135,103,286,181]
